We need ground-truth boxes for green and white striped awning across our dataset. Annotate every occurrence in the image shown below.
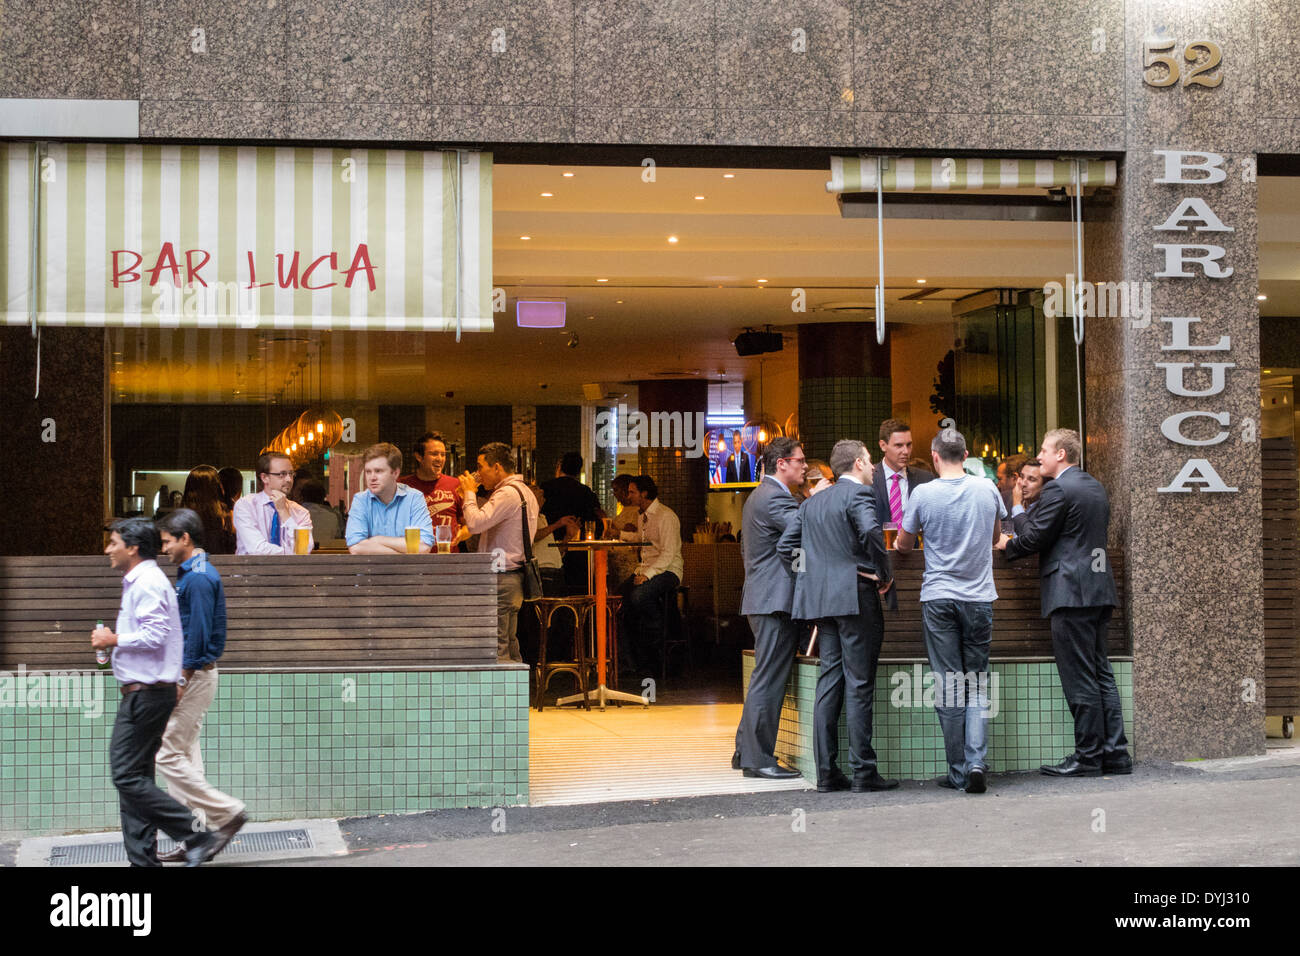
[827,156,1116,193]
[1,143,493,331]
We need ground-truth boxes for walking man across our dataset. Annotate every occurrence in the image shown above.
[897,428,1006,793]
[91,518,221,866]
[996,428,1132,776]
[732,436,806,779]
[153,509,248,862]
[777,440,898,793]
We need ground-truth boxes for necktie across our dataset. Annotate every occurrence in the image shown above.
[889,473,904,525]
[269,502,281,544]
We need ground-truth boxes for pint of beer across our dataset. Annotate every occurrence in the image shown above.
[294,526,310,555]
[434,525,453,554]
[882,523,898,550]
[404,527,421,553]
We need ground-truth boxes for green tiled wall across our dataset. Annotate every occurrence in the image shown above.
[0,668,529,838]
[742,654,1135,780]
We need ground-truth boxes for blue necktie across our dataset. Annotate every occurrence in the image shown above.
[269,502,281,544]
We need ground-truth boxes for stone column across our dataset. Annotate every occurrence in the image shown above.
[797,322,891,461]
[1085,3,1263,758]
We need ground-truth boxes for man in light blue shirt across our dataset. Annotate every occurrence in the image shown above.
[346,443,433,553]
[898,427,1006,795]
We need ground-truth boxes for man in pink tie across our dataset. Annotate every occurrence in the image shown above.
[870,419,936,532]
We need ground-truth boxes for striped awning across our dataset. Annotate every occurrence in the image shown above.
[827,156,1117,193]
[2,143,493,331]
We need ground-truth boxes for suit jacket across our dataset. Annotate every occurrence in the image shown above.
[740,477,799,616]
[777,477,892,621]
[726,451,754,483]
[871,464,936,528]
[1004,466,1119,616]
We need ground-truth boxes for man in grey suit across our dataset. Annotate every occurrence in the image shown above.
[872,418,936,530]
[997,428,1132,777]
[732,436,807,779]
[778,439,899,793]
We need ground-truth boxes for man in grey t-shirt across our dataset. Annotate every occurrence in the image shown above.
[898,428,1006,793]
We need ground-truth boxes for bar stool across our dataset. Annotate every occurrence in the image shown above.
[604,595,623,691]
[660,586,692,683]
[531,595,597,712]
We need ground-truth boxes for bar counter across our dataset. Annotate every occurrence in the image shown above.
[0,553,527,838]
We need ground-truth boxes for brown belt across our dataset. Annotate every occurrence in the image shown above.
[120,682,177,696]
[182,663,216,679]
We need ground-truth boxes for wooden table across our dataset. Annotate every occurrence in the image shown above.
[548,540,648,710]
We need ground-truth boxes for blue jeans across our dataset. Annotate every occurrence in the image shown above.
[920,600,993,789]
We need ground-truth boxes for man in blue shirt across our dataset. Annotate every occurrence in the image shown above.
[346,443,434,553]
[153,508,247,862]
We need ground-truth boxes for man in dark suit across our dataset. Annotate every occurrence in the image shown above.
[996,428,1132,777]
[724,429,754,483]
[778,439,898,793]
[872,419,936,529]
[732,436,807,780]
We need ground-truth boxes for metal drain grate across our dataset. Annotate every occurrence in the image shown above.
[48,828,314,866]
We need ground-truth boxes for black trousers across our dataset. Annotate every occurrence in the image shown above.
[110,685,201,866]
[1050,606,1130,764]
[735,611,799,770]
[813,580,885,782]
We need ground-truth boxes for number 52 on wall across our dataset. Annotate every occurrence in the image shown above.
[1144,39,1223,88]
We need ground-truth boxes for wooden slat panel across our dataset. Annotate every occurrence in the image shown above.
[1261,437,1300,714]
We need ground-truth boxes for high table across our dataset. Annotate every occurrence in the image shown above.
[549,540,649,710]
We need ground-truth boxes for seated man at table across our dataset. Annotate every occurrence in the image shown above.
[346,443,433,554]
[233,452,314,554]
[616,475,684,679]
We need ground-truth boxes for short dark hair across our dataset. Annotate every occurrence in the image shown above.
[931,428,967,465]
[829,439,866,478]
[478,442,516,473]
[257,451,290,479]
[630,474,658,500]
[763,436,801,473]
[1024,458,1042,469]
[157,508,206,549]
[560,452,583,476]
[879,419,911,443]
[611,473,635,489]
[299,480,327,505]
[414,432,447,457]
[111,517,161,560]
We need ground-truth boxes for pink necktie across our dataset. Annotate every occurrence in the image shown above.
[889,473,904,524]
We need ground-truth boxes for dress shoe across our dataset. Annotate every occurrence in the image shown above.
[208,810,248,857]
[1102,754,1133,775]
[966,767,988,794]
[1041,755,1102,777]
[817,772,851,792]
[731,751,742,771]
[183,831,220,867]
[851,772,900,793]
[743,765,802,780]
[156,841,188,864]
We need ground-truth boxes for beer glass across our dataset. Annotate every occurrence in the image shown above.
[434,525,453,554]
[404,527,421,553]
[294,527,310,555]
[883,522,898,550]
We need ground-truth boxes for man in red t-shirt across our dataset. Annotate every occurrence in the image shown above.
[400,432,464,540]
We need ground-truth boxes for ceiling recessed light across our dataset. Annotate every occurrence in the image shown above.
[667,235,679,243]
[520,235,531,240]
[694,195,705,200]
[757,279,768,284]
[917,278,927,284]
[596,278,608,282]
[562,172,574,178]
[615,299,623,304]
[540,192,553,197]
[723,173,735,179]
[1257,294,1267,301]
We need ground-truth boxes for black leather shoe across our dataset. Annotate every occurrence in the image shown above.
[156,841,188,864]
[208,810,248,857]
[744,765,802,780]
[1102,755,1133,775]
[1041,755,1102,777]
[183,831,219,867]
[817,772,851,792]
[731,751,742,770]
[966,767,987,793]
[852,772,900,792]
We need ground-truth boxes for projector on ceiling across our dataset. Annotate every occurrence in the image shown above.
[733,330,784,356]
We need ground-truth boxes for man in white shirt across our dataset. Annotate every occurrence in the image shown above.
[616,474,684,677]
[233,452,314,554]
[459,442,540,663]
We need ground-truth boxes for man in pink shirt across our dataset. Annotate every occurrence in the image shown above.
[233,452,314,554]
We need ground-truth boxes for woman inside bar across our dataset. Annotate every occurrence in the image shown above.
[183,465,237,555]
